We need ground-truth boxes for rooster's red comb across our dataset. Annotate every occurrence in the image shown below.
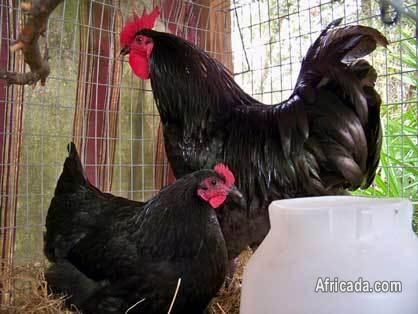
[120,6,160,46]
[214,163,235,187]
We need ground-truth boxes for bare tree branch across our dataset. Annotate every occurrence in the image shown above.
[0,0,64,87]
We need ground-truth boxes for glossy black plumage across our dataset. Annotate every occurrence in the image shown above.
[44,143,230,314]
[138,20,386,259]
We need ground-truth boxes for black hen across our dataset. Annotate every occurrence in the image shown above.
[44,143,244,314]
[121,15,387,259]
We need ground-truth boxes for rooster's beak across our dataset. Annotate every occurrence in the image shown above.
[228,186,247,209]
[120,46,130,56]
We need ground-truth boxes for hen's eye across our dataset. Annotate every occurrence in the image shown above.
[211,179,217,186]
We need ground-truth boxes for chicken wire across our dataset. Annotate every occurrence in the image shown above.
[0,0,416,265]
[229,0,417,208]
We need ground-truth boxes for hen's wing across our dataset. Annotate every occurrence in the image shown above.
[66,217,212,314]
[78,262,205,314]
[65,208,140,281]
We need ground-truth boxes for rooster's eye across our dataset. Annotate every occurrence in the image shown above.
[211,179,217,186]
[135,35,143,43]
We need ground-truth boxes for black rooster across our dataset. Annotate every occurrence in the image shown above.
[120,9,387,259]
[44,142,245,314]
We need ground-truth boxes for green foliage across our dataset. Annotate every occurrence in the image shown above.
[359,105,417,199]
[391,30,418,87]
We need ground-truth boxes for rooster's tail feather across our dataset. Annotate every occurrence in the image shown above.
[349,60,382,188]
[294,19,386,190]
[54,142,88,195]
[295,19,388,126]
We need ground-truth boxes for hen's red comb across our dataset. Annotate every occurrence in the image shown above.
[120,6,160,46]
[214,163,235,187]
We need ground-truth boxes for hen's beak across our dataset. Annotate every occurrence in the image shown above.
[120,46,130,56]
[228,185,247,209]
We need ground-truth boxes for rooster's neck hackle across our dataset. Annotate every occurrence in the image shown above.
[148,32,259,128]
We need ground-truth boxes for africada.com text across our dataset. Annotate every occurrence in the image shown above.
[315,277,402,293]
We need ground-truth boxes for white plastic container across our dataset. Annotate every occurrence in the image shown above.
[240,196,418,314]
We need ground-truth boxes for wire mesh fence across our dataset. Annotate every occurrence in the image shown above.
[0,0,416,266]
[230,0,417,225]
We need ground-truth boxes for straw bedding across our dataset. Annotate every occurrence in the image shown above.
[0,249,252,314]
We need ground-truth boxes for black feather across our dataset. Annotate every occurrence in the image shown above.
[137,23,386,260]
[44,143,230,313]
